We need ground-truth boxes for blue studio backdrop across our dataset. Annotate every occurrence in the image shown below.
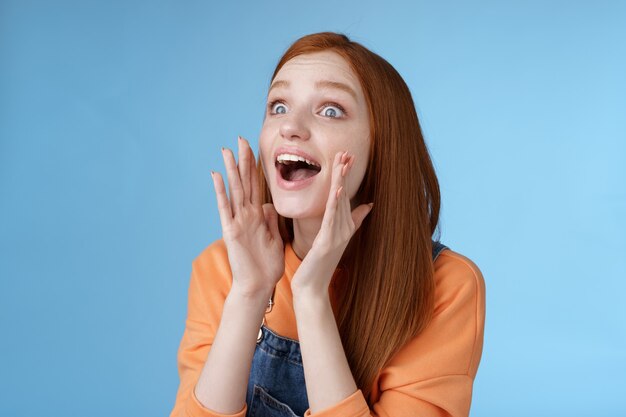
[1,1,625,416]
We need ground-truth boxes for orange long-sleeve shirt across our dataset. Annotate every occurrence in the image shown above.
[169,239,486,417]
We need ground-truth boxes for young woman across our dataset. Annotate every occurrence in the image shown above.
[170,32,486,417]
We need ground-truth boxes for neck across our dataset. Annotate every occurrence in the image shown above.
[291,216,323,261]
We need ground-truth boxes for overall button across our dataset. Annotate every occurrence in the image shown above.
[257,317,265,343]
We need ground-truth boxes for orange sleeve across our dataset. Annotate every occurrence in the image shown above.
[303,251,486,417]
[169,240,248,417]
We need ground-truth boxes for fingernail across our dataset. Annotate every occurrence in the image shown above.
[368,202,374,208]
[336,186,344,199]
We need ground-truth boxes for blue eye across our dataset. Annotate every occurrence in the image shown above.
[323,106,341,118]
[268,101,287,114]
[323,108,337,117]
[267,100,347,118]
[322,103,346,119]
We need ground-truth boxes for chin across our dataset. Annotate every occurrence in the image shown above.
[272,197,325,221]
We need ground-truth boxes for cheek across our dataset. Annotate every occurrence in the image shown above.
[348,163,366,194]
[348,151,369,195]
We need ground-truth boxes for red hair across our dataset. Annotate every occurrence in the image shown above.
[257,32,441,402]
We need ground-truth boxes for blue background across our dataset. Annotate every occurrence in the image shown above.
[1,1,624,416]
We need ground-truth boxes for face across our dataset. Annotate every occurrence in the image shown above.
[259,50,371,220]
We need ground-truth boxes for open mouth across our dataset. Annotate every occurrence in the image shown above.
[275,156,322,182]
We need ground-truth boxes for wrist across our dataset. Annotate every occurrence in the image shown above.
[290,256,337,298]
[228,283,274,308]
[292,289,332,325]
[292,286,329,304]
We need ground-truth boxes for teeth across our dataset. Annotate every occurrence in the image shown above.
[276,153,320,167]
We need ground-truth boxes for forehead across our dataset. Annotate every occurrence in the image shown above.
[271,51,362,99]
[278,51,354,78]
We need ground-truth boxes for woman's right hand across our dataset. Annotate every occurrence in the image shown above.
[211,136,285,300]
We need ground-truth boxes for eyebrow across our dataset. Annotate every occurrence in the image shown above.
[268,79,358,101]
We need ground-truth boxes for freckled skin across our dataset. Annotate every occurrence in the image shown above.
[259,51,371,224]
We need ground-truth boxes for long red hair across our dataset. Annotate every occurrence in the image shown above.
[257,32,441,402]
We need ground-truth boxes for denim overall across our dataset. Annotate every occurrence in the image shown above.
[245,241,449,417]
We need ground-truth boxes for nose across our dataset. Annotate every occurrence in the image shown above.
[278,107,311,141]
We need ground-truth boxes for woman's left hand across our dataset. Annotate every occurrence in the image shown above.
[290,150,374,297]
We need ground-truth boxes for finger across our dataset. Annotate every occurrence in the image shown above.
[352,202,374,231]
[263,203,280,240]
[223,148,240,214]
[341,149,349,163]
[339,184,352,230]
[331,150,347,199]
[321,151,345,230]
[249,142,261,206]
[336,185,351,236]
[339,155,354,229]
[211,171,233,232]
[222,147,244,213]
[342,152,355,176]
[238,136,251,204]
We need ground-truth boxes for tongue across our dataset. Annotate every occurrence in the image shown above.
[288,168,319,181]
